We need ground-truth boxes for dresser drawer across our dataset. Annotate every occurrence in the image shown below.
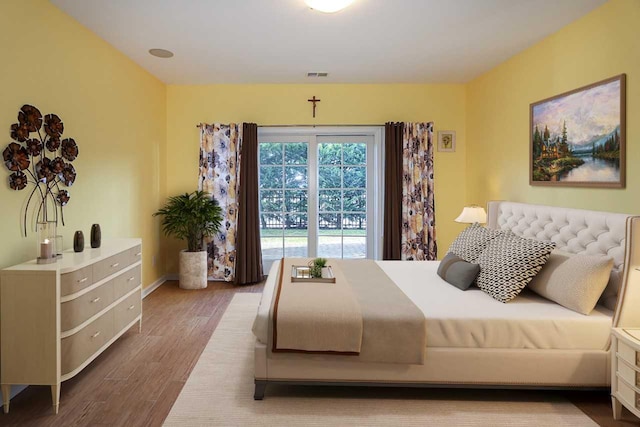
[61,309,114,375]
[61,280,115,332]
[93,251,130,282]
[114,265,141,300]
[618,358,640,387]
[61,266,93,297]
[617,375,640,410]
[129,245,142,265]
[113,291,141,333]
[618,339,638,367]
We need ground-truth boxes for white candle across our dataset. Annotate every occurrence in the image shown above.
[41,239,52,259]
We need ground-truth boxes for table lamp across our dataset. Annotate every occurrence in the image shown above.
[454,205,487,224]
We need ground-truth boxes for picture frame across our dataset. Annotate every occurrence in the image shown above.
[530,74,626,188]
[437,131,456,152]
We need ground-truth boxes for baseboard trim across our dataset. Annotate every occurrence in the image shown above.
[142,276,167,298]
[165,273,227,282]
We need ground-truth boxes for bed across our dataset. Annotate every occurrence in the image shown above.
[252,201,640,399]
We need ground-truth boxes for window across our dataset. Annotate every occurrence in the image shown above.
[258,127,382,271]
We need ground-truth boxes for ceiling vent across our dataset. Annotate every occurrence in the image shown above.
[307,72,329,78]
[148,48,174,58]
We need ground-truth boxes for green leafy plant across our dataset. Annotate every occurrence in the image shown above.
[153,191,223,252]
[309,257,327,278]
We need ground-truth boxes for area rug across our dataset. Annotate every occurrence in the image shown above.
[163,294,597,427]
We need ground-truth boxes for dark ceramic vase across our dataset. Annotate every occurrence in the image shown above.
[90,224,101,248]
[73,231,84,253]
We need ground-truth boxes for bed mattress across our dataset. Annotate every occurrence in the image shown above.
[252,260,614,351]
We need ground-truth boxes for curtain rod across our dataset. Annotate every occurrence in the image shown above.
[196,123,385,128]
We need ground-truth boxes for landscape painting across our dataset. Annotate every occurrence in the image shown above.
[530,74,626,188]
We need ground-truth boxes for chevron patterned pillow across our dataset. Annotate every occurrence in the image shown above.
[447,223,503,262]
[476,232,556,303]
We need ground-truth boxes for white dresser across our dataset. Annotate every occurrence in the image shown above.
[0,238,142,414]
[611,328,640,421]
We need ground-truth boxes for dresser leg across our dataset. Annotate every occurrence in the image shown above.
[1,384,10,414]
[138,317,142,333]
[612,396,622,420]
[51,384,60,414]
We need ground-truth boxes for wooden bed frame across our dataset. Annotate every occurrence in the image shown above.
[253,202,640,399]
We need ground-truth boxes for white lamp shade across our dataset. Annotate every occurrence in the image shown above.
[304,0,355,13]
[455,206,487,224]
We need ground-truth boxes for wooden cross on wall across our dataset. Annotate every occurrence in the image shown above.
[308,96,321,118]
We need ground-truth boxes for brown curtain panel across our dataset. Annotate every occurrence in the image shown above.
[383,122,404,260]
[234,123,264,284]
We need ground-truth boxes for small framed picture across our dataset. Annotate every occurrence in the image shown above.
[438,131,456,152]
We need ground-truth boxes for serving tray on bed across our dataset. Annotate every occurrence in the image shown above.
[291,265,336,283]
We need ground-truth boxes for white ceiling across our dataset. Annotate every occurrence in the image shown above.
[50,0,606,85]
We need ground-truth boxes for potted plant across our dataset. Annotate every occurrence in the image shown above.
[154,191,223,289]
[309,257,327,278]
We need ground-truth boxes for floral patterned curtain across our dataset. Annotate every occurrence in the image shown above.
[401,122,437,260]
[198,123,243,281]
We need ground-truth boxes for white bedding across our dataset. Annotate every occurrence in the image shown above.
[253,260,614,351]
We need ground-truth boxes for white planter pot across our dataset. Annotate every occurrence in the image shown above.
[179,250,208,290]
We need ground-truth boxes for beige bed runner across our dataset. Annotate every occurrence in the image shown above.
[272,258,426,364]
[273,258,363,354]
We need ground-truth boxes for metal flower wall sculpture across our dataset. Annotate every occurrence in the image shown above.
[3,104,79,236]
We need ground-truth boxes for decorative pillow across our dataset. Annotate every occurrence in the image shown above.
[528,250,614,315]
[599,270,621,311]
[447,223,503,262]
[476,232,555,303]
[437,252,481,290]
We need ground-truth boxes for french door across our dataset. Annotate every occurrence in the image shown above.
[258,128,382,271]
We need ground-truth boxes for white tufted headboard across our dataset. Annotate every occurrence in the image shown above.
[486,201,640,327]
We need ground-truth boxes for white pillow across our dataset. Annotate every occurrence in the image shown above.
[527,250,614,315]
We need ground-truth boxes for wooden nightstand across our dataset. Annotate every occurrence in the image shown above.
[611,328,640,420]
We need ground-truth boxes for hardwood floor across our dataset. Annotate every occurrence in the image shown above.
[568,391,640,427]
[1,279,638,426]
[0,280,262,427]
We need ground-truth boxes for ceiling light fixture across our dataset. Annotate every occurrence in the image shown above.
[148,48,174,58]
[304,0,355,13]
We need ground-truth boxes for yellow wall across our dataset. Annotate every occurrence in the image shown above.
[7,0,630,284]
[166,84,468,272]
[0,0,167,288]
[467,0,639,215]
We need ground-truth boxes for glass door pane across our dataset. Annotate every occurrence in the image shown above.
[259,142,308,262]
[317,142,367,259]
